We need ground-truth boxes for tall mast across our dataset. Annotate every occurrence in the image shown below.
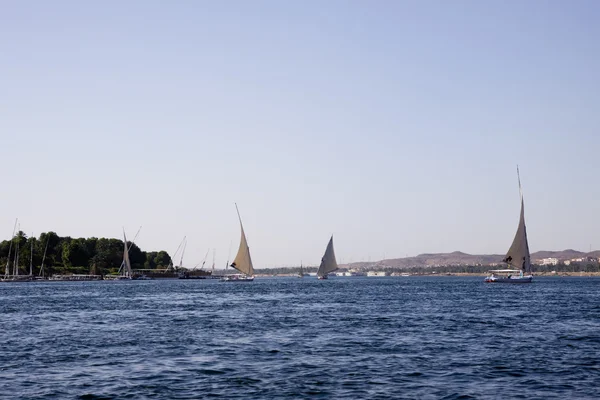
[225,240,232,271]
[5,218,17,277]
[122,229,133,278]
[14,225,20,276]
[199,249,210,270]
[118,226,142,274]
[29,232,33,276]
[179,238,187,268]
[211,248,215,273]
[40,236,49,277]
[168,236,186,270]
[517,165,523,200]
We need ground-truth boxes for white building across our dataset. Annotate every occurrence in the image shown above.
[540,258,559,266]
[367,271,387,277]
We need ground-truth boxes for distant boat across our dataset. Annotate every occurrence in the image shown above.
[485,167,533,284]
[222,204,255,282]
[119,230,133,280]
[36,236,50,280]
[28,232,34,278]
[297,261,304,278]
[317,236,338,280]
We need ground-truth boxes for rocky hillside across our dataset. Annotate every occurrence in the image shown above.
[341,250,600,269]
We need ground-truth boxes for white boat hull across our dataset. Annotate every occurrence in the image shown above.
[221,275,254,282]
[485,275,532,283]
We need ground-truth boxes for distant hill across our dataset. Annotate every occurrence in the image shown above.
[341,250,600,270]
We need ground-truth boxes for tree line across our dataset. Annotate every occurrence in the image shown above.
[0,232,172,276]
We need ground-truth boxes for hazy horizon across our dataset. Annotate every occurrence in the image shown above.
[2,1,599,268]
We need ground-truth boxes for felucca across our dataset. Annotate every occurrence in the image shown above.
[119,230,133,280]
[317,236,338,280]
[485,167,533,283]
[222,204,255,282]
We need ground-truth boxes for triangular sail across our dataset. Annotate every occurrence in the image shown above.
[503,168,531,273]
[317,236,338,278]
[230,205,254,276]
[123,231,133,277]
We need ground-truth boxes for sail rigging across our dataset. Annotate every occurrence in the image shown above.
[123,230,133,278]
[29,233,33,276]
[317,236,338,278]
[230,204,254,276]
[13,225,20,276]
[39,237,49,277]
[503,166,531,273]
[211,249,215,273]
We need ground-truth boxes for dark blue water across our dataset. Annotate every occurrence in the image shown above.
[1,277,599,399]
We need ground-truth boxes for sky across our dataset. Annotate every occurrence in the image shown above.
[1,0,599,268]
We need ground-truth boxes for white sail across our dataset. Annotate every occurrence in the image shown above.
[123,231,133,277]
[503,168,531,273]
[317,236,338,278]
[230,205,254,276]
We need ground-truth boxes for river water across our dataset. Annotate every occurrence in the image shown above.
[1,277,599,399]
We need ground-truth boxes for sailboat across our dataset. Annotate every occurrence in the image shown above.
[36,236,50,280]
[119,230,133,280]
[297,261,305,278]
[485,167,533,283]
[28,233,34,278]
[222,204,255,282]
[317,236,338,280]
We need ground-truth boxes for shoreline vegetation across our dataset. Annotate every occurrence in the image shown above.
[0,231,173,277]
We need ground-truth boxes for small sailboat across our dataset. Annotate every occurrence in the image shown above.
[486,167,533,284]
[36,236,50,280]
[297,261,304,278]
[119,230,133,280]
[222,204,255,282]
[317,236,338,280]
[28,233,34,278]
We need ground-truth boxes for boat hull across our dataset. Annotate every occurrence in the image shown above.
[317,275,328,280]
[1,275,34,282]
[221,275,254,282]
[485,276,532,283]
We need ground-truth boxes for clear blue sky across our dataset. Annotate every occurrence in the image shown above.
[1,1,599,267]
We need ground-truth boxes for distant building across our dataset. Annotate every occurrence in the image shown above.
[540,258,559,266]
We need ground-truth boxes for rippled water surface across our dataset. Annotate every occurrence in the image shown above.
[1,277,599,399]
